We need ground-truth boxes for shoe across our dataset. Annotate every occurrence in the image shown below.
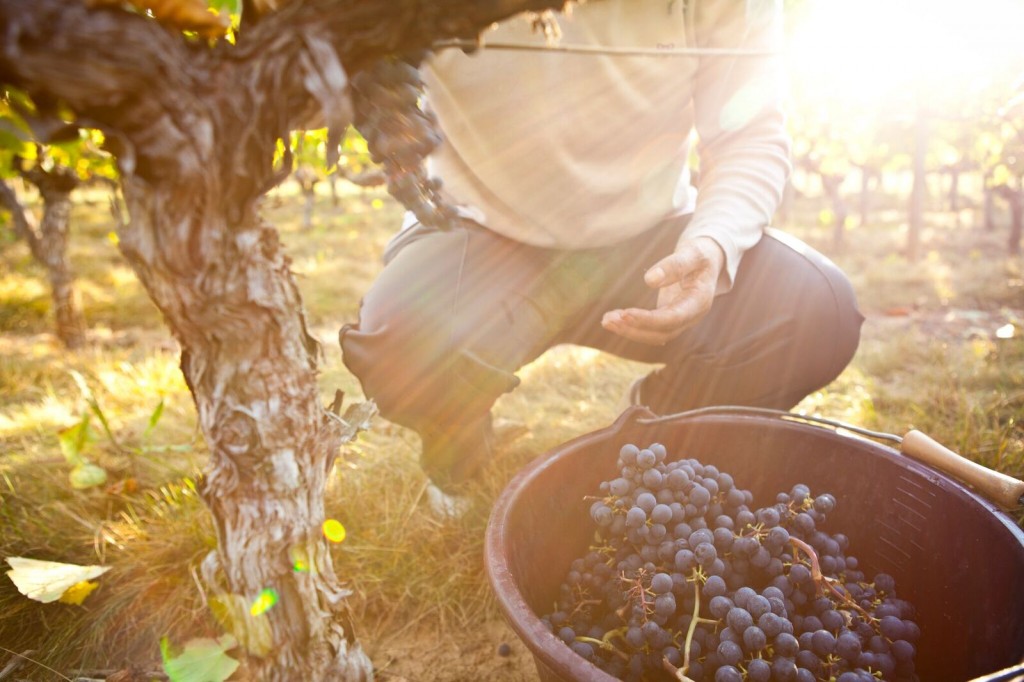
[491,417,529,445]
[419,414,495,490]
[425,481,472,521]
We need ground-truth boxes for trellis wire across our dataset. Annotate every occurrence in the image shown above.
[433,38,781,58]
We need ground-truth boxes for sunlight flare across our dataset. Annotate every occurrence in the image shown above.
[322,518,347,543]
[250,588,279,616]
[789,0,1024,104]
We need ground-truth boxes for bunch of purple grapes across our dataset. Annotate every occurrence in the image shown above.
[350,54,458,230]
[540,442,920,681]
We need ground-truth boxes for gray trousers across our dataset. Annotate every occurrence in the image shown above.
[340,217,864,488]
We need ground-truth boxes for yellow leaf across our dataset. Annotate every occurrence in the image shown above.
[58,580,100,605]
[126,0,230,38]
[5,557,110,604]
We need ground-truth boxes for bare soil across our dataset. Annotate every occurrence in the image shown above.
[368,620,539,681]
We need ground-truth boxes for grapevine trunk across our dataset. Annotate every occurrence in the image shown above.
[118,178,373,680]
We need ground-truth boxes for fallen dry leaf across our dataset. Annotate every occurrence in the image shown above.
[5,557,111,604]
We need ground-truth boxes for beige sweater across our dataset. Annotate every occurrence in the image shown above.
[421,0,790,290]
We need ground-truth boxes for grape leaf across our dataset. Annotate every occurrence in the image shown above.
[57,414,91,466]
[0,116,31,154]
[69,461,109,489]
[5,557,111,604]
[162,635,240,682]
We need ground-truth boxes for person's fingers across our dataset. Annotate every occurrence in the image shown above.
[604,238,724,346]
[644,247,705,288]
[620,304,702,333]
[601,310,675,345]
[602,302,702,344]
[608,326,673,345]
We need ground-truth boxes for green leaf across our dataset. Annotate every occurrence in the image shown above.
[2,87,36,115]
[88,400,118,447]
[57,414,91,466]
[69,462,108,490]
[162,635,240,682]
[143,399,165,441]
[208,0,240,15]
[0,116,31,150]
[0,129,28,158]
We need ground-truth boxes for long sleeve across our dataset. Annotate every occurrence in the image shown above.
[684,0,792,292]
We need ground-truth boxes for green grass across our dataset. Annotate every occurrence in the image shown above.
[0,181,1021,677]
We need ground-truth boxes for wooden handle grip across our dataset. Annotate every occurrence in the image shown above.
[901,430,1024,509]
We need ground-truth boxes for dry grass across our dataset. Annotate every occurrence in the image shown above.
[0,182,1021,677]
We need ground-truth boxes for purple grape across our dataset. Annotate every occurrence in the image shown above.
[650,572,673,595]
[742,625,767,652]
[636,448,657,470]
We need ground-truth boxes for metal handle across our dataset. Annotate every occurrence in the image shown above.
[635,406,1024,509]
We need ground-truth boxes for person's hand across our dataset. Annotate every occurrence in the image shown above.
[601,236,725,345]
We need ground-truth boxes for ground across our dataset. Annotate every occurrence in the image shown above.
[369,621,537,681]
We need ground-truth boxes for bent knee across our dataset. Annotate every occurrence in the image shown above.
[339,312,446,423]
[339,319,519,428]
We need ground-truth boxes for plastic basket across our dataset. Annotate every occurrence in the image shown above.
[485,406,1024,681]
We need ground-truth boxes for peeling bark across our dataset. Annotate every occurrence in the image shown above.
[112,166,378,677]
[0,0,571,678]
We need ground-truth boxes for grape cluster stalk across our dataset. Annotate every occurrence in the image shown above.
[541,442,921,681]
[350,54,458,230]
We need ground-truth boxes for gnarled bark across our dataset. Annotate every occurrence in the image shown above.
[0,0,569,678]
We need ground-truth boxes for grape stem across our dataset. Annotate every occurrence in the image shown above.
[662,580,699,682]
[574,636,629,661]
[568,597,602,620]
[787,536,825,587]
[619,570,654,622]
[788,536,875,623]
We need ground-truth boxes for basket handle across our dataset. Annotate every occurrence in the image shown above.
[900,430,1024,510]
[634,407,1024,509]
[966,660,1024,682]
